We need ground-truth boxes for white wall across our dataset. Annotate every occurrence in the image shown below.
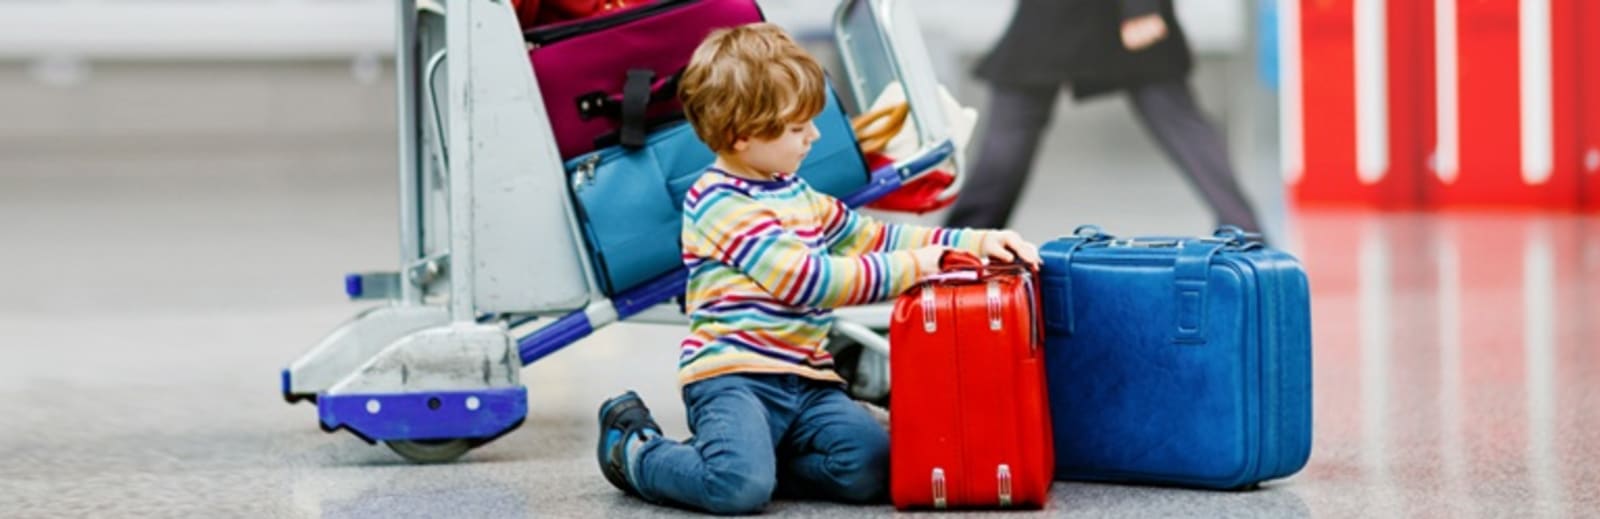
[0,0,395,59]
[0,0,1246,60]
[763,0,1247,55]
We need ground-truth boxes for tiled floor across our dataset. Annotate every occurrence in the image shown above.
[1,62,1596,517]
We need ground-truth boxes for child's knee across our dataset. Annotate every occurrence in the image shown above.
[827,433,890,502]
[703,469,776,515]
[843,419,890,469]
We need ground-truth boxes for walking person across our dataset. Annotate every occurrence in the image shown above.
[947,0,1264,233]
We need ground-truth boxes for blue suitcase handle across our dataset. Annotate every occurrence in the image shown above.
[1042,226,1255,342]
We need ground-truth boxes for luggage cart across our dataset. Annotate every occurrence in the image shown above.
[281,0,967,463]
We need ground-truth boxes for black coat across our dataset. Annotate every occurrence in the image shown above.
[975,0,1193,100]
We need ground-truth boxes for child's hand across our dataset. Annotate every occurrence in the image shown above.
[912,246,950,275]
[980,231,1042,266]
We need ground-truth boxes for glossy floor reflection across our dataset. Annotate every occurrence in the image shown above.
[1290,211,1600,518]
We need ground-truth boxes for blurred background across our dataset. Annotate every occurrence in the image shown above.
[0,0,1282,310]
[1,0,1595,516]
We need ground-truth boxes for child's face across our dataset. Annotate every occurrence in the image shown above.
[732,119,821,177]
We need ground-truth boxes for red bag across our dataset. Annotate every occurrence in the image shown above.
[862,152,956,214]
[850,101,957,214]
[889,252,1054,510]
[512,0,641,30]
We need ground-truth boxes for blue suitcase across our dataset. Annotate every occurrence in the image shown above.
[1038,226,1312,490]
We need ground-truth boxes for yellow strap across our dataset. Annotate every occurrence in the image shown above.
[850,102,909,155]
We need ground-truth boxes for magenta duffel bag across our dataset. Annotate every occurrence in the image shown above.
[525,0,764,159]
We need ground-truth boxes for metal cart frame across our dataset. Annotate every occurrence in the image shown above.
[281,0,966,463]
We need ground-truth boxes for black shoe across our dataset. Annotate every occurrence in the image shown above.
[597,391,661,496]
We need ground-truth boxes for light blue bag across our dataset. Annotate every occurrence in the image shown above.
[567,88,868,295]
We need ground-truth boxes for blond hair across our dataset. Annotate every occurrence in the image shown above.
[678,23,826,153]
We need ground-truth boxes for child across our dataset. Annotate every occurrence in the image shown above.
[595,23,1041,514]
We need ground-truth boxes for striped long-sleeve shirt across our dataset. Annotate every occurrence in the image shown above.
[677,168,989,386]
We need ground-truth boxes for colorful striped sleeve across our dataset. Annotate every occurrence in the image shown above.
[814,192,989,256]
[685,182,925,308]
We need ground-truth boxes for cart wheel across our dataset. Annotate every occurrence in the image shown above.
[386,439,474,463]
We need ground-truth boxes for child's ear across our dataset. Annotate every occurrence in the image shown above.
[731,137,750,152]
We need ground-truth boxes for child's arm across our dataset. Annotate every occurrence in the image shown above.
[686,185,939,309]
[816,194,989,257]
[816,192,1042,266]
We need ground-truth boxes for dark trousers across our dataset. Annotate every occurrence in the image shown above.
[945,80,1263,232]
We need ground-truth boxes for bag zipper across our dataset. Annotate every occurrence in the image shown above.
[568,153,602,190]
[525,0,698,47]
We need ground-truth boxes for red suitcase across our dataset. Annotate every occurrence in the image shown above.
[889,253,1054,510]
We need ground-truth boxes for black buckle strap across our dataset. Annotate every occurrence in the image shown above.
[574,68,684,150]
[620,68,654,149]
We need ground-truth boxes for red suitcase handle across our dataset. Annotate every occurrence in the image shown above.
[938,250,1036,278]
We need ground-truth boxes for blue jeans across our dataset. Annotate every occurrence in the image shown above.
[633,373,889,514]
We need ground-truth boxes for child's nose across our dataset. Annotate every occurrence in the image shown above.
[807,122,820,142]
